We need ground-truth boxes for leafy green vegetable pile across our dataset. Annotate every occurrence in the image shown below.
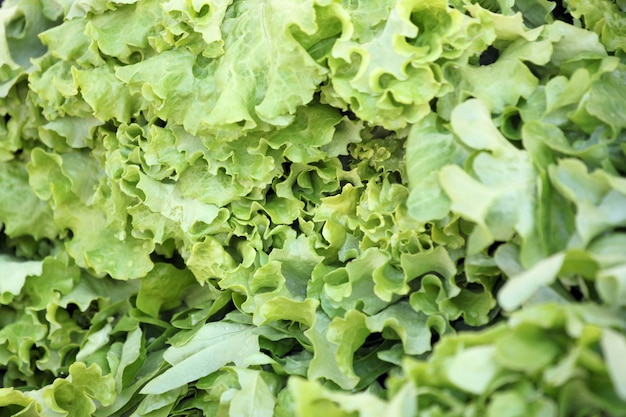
[2,0,626,415]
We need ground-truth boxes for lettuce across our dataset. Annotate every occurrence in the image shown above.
[1,0,626,416]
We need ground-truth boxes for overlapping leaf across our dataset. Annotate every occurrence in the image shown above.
[2,0,626,416]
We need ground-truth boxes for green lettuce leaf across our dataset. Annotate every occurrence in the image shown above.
[27,148,154,279]
[3,0,626,415]
[568,0,626,53]
[140,321,272,395]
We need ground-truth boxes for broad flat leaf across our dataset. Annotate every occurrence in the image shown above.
[498,252,565,311]
[0,255,42,304]
[226,368,277,417]
[140,322,269,394]
[601,329,626,400]
[445,345,500,395]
